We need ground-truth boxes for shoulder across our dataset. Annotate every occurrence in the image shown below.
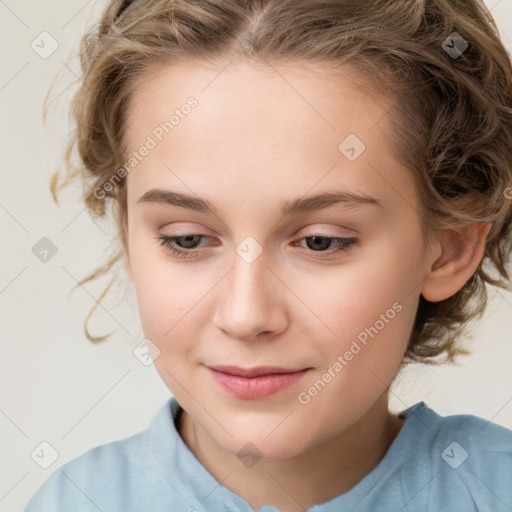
[402,401,512,454]
[421,405,512,466]
[21,398,182,512]
[399,402,512,511]
[22,428,151,512]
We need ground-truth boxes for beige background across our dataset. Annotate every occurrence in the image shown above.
[1,1,511,510]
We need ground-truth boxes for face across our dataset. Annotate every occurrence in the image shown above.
[123,58,431,460]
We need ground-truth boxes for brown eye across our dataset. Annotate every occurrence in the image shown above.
[297,235,358,256]
[155,233,358,261]
[156,234,210,259]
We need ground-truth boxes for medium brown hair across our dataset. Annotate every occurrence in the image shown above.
[47,0,512,362]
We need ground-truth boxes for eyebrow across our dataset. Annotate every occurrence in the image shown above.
[137,188,382,215]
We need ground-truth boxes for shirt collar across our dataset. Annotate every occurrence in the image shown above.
[146,396,429,511]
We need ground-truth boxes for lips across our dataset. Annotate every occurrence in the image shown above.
[206,365,312,400]
[206,365,309,378]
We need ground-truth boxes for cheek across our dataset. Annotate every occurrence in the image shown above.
[128,237,214,367]
[294,237,421,394]
[132,271,177,336]
[128,227,188,326]
[130,253,201,393]
[299,240,419,343]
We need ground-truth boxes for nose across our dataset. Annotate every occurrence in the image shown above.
[212,248,288,342]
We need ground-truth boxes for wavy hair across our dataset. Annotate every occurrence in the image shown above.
[46,0,512,362]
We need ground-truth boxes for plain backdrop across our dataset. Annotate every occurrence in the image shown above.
[1,1,512,511]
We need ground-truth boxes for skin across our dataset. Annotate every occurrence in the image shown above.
[122,58,490,511]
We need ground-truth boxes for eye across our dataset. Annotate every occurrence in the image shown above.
[156,234,210,259]
[294,235,358,258]
[155,233,358,260]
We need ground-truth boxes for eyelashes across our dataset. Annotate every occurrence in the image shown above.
[157,234,209,258]
[156,233,358,260]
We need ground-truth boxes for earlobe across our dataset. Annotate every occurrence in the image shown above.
[421,223,491,302]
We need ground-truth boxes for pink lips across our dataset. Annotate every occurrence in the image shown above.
[207,365,311,400]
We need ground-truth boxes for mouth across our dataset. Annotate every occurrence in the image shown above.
[206,365,312,400]
[206,364,311,378]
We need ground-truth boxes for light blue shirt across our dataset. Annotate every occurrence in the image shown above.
[22,396,512,511]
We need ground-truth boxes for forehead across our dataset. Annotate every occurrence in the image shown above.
[126,58,392,147]
[124,59,415,216]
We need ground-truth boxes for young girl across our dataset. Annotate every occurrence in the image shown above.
[23,0,512,510]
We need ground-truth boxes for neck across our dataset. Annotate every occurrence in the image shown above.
[177,393,404,511]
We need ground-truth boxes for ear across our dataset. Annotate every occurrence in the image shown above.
[421,223,491,302]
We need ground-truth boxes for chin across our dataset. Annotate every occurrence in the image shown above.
[215,423,311,462]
